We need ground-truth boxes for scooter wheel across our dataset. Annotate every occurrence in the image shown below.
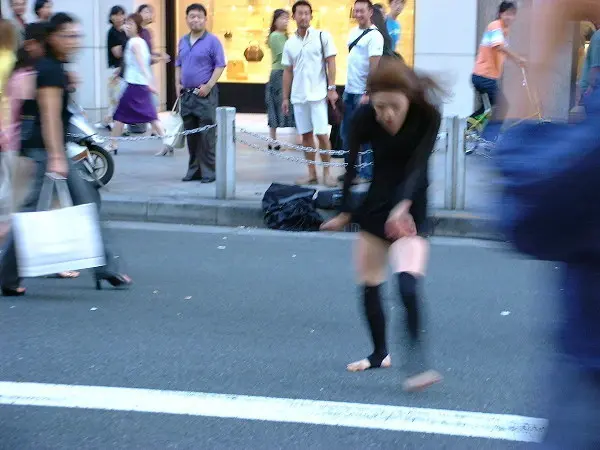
[87,144,115,186]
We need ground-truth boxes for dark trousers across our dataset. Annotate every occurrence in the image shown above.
[341,92,373,180]
[471,74,508,141]
[180,88,218,180]
[539,357,600,449]
[0,148,118,288]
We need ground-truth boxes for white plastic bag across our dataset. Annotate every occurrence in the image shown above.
[11,174,106,277]
[159,97,185,149]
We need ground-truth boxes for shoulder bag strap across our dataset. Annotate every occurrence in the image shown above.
[348,28,374,53]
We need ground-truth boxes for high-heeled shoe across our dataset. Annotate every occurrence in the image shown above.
[155,145,174,156]
[95,273,132,290]
[106,143,118,156]
[1,287,26,297]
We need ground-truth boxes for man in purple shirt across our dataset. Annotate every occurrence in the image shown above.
[175,3,226,183]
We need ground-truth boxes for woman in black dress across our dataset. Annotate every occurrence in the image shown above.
[321,56,444,391]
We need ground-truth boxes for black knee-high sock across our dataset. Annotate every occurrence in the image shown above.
[362,284,388,363]
[397,272,421,343]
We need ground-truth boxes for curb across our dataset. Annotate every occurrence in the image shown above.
[101,195,504,241]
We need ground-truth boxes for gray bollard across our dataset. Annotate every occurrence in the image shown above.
[444,116,457,210]
[215,107,236,200]
[455,118,467,210]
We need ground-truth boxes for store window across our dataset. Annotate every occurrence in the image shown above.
[174,0,415,85]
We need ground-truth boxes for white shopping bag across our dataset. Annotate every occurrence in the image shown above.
[11,174,106,277]
[159,97,185,149]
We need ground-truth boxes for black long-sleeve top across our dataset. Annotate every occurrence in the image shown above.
[340,102,442,213]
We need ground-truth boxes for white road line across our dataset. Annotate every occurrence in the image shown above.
[0,382,546,443]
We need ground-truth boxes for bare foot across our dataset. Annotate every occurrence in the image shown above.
[49,271,80,279]
[347,354,392,372]
[402,370,443,392]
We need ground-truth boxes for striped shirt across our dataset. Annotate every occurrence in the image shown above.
[473,20,507,79]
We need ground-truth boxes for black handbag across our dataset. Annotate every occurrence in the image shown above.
[319,32,344,126]
[262,183,323,231]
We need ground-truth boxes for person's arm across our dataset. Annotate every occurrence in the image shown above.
[38,83,67,175]
[175,66,181,94]
[395,108,441,210]
[486,22,525,66]
[281,43,293,115]
[197,39,226,97]
[360,33,384,104]
[323,32,338,107]
[321,110,365,230]
[111,45,123,59]
[498,46,526,66]
[197,67,225,97]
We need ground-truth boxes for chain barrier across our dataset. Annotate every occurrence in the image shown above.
[237,136,372,168]
[67,124,216,142]
[237,128,352,156]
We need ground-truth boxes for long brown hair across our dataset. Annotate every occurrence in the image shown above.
[367,56,448,109]
[0,19,17,51]
[267,9,288,43]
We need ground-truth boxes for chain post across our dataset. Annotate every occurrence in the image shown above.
[216,107,236,200]
[444,116,456,209]
[455,118,467,210]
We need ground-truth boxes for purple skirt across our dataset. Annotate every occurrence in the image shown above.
[113,83,157,124]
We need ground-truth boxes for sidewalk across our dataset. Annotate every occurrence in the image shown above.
[3,114,500,240]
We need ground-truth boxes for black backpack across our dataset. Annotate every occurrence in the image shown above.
[262,184,324,231]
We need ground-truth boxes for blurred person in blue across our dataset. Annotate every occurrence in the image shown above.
[0,13,132,297]
[577,20,600,106]
[495,0,600,447]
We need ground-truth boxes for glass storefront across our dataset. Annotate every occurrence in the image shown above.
[175,0,415,86]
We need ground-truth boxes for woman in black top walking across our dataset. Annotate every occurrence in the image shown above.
[321,56,443,391]
[0,13,132,296]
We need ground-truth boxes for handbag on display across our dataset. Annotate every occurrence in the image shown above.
[159,97,185,149]
[11,175,106,277]
[226,60,248,80]
[244,41,264,63]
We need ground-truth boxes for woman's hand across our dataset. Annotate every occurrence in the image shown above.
[320,213,351,232]
[385,200,416,240]
[47,155,68,178]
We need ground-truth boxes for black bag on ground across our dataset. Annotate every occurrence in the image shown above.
[262,183,323,231]
[315,188,368,211]
[329,123,344,159]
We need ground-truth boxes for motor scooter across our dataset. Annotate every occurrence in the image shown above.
[66,102,115,187]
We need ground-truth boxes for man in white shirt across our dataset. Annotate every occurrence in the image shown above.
[340,0,384,183]
[282,0,339,187]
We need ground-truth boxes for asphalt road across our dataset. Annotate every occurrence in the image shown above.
[0,223,558,449]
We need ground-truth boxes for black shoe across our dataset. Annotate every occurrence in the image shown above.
[182,175,203,182]
[337,173,345,182]
[95,272,132,290]
[201,177,216,183]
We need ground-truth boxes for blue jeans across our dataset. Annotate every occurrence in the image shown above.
[341,92,373,180]
[471,74,509,142]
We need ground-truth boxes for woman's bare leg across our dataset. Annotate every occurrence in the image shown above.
[347,231,392,372]
[389,236,442,391]
[110,121,125,152]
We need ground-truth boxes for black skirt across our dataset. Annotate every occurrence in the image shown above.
[352,187,430,242]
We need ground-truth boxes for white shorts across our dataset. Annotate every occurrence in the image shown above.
[293,99,329,136]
